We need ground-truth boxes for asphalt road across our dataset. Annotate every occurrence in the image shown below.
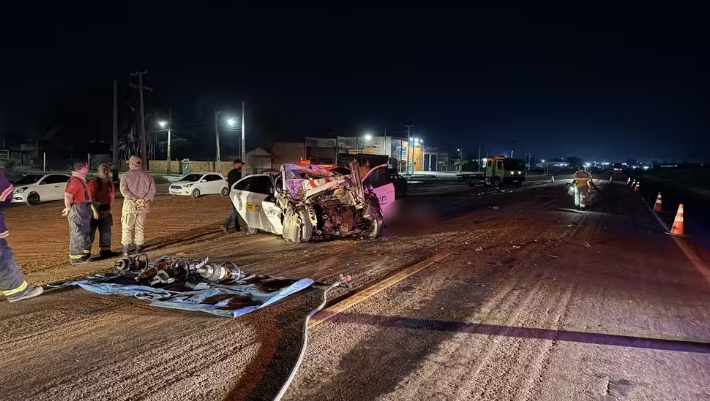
[1,175,708,400]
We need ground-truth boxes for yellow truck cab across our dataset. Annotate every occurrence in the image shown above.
[484,156,526,187]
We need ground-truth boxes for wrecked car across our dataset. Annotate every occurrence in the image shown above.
[230,161,395,242]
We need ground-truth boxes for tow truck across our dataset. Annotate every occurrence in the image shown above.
[458,156,527,187]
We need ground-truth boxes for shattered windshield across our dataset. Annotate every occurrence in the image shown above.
[13,175,43,186]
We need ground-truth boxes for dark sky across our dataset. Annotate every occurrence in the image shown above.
[1,3,708,162]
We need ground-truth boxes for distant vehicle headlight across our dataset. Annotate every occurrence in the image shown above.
[13,187,27,194]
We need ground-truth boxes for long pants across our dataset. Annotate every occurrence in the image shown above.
[68,203,92,261]
[122,211,147,245]
[224,204,241,230]
[90,213,112,251]
[575,185,589,208]
[0,238,28,298]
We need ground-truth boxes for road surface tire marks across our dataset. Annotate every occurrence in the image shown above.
[393,209,591,401]
[280,198,577,401]
[235,217,526,401]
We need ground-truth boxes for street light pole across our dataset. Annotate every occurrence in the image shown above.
[166,108,172,175]
[241,101,246,162]
[214,110,222,172]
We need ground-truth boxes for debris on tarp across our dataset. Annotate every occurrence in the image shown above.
[50,254,313,318]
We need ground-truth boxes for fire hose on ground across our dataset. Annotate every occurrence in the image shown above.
[273,274,352,401]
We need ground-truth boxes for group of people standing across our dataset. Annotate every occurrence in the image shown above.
[0,155,155,303]
[64,155,156,264]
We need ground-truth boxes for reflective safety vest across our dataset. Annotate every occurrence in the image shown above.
[573,171,592,187]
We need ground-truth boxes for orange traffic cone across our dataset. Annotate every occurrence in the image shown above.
[627,177,631,185]
[653,192,662,211]
[668,204,685,236]
[631,179,636,187]
[634,182,640,192]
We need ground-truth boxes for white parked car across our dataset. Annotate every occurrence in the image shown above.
[12,173,72,205]
[169,173,228,198]
[230,161,395,242]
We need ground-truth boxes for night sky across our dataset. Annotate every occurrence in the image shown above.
[1,3,708,162]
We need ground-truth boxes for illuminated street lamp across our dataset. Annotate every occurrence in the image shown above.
[157,119,172,173]
[364,133,373,141]
[214,111,238,170]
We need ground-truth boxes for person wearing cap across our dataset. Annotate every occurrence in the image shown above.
[223,159,244,233]
[120,156,156,256]
[62,161,93,264]
[87,163,116,258]
[0,169,43,302]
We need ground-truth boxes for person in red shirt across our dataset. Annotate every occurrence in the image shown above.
[87,164,116,258]
[62,162,93,264]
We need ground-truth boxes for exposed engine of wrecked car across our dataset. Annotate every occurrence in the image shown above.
[276,161,384,242]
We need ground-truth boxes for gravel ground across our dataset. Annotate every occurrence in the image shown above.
[3,177,707,400]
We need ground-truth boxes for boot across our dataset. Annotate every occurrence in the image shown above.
[135,245,142,254]
[7,286,44,303]
[100,249,118,259]
[70,257,90,265]
[122,244,129,257]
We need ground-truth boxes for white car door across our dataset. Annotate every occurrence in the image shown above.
[37,175,65,201]
[210,174,226,194]
[52,175,71,200]
[362,164,396,219]
[232,175,280,234]
[201,174,218,195]
[33,176,53,201]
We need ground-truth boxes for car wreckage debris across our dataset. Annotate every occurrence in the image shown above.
[50,254,314,318]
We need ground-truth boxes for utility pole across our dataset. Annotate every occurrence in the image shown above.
[405,125,414,174]
[130,71,152,170]
[166,108,172,175]
[241,101,246,162]
[214,110,222,169]
[112,79,118,182]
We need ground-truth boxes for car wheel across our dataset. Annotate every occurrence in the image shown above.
[191,189,201,198]
[369,217,384,239]
[492,177,501,188]
[221,187,229,196]
[27,192,41,206]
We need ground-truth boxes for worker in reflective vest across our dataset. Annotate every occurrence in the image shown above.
[0,169,43,302]
[572,166,593,210]
[63,162,93,264]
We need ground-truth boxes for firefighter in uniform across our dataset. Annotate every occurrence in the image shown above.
[120,156,156,256]
[63,162,93,264]
[0,169,43,302]
[572,166,593,210]
[88,164,116,258]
